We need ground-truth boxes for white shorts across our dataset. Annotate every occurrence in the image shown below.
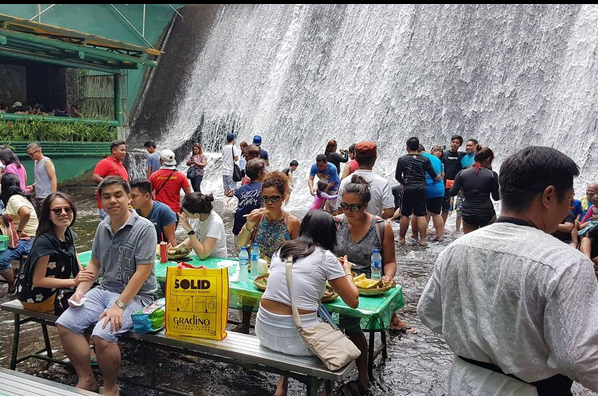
[255,305,319,356]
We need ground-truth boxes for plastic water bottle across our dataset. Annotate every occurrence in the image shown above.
[250,243,261,278]
[371,249,382,280]
[239,247,249,282]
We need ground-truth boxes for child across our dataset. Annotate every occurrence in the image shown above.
[309,180,337,211]
[577,194,598,238]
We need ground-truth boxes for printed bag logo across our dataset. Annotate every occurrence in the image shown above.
[165,267,228,340]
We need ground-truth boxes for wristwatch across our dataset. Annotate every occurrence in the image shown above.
[187,229,196,236]
[115,300,126,309]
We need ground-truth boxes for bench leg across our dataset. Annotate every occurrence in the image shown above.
[41,323,53,359]
[10,313,20,370]
[325,380,333,396]
[306,377,319,396]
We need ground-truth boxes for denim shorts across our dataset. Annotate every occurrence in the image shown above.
[0,239,32,274]
[56,286,151,344]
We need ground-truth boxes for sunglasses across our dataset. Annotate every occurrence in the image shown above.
[262,195,282,204]
[339,202,364,212]
[50,206,74,216]
[27,150,40,157]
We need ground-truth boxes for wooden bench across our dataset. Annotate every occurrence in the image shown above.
[0,368,97,396]
[1,300,354,396]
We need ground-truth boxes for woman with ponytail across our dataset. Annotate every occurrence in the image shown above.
[450,147,499,233]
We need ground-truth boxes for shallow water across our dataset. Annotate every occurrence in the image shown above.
[0,182,595,395]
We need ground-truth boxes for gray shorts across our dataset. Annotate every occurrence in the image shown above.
[222,175,238,192]
[328,189,339,211]
[56,287,151,344]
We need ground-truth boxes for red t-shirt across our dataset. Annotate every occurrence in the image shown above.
[149,168,190,213]
[94,156,129,209]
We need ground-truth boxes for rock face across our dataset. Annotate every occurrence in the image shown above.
[130,4,598,202]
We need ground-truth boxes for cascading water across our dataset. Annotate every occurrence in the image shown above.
[129,4,598,207]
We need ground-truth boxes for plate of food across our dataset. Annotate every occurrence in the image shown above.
[353,273,395,296]
[156,245,192,261]
[321,283,338,303]
[254,274,269,291]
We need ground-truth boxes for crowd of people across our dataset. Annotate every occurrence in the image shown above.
[0,101,83,118]
[0,134,597,396]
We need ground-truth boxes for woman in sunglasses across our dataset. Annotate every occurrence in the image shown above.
[17,192,94,313]
[236,172,300,259]
[334,174,396,396]
[235,172,301,333]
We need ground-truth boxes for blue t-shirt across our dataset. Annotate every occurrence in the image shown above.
[233,182,263,235]
[310,163,339,190]
[461,153,475,169]
[571,199,583,219]
[146,152,161,175]
[137,201,177,242]
[259,148,269,162]
[423,153,444,198]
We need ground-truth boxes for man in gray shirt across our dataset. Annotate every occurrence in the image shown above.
[25,142,57,212]
[144,140,161,178]
[57,177,157,395]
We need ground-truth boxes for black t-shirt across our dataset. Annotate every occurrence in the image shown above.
[551,211,576,243]
[327,152,348,174]
[450,167,499,216]
[395,154,437,189]
[442,150,466,181]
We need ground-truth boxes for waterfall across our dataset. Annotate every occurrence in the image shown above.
[129,4,598,207]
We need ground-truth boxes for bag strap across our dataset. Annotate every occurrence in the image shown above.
[155,169,177,198]
[372,215,385,247]
[284,256,304,330]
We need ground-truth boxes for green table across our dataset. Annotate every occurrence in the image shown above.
[78,251,403,375]
[77,251,404,332]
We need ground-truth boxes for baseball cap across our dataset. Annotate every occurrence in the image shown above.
[11,101,22,108]
[252,135,262,146]
[355,141,377,159]
[226,133,236,142]
[160,149,176,167]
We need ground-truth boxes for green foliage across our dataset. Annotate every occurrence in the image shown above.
[0,120,116,142]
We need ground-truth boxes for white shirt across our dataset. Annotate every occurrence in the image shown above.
[262,247,346,311]
[222,144,240,176]
[418,222,598,395]
[196,211,227,258]
[338,169,394,217]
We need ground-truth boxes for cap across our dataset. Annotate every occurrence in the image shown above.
[355,141,377,159]
[11,101,22,108]
[252,135,262,146]
[160,149,176,167]
[226,133,236,142]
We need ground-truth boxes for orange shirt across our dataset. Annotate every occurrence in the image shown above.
[94,156,128,209]
[149,168,190,213]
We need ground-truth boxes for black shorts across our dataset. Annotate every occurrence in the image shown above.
[392,185,404,210]
[591,237,598,258]
[442,189,452,212]
[426,197,443,215]
[462,213,495,226]
[401,188,427,217]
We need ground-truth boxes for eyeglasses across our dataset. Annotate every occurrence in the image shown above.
[50,206,73,216]
[27,150,40,157]
[262,195,282,204]
[339,202,364,212]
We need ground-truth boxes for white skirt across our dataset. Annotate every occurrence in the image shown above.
[255,305,320,357]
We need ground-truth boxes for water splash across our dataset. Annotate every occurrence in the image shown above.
[129,4,598,206]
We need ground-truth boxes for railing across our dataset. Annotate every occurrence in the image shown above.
[0,141,111,158]
[0,113,119,127]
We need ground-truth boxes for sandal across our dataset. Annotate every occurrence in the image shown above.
[389,325,418,334]
[7,275,18,294]
[339,380,367,396]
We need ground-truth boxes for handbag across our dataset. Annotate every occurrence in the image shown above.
[285,256,360,371]
[231,146,243,182]
[0,214,20,248]
[186,166,195,179]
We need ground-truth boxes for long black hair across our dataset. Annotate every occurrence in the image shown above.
[0,173,30,206]
[277,210,337,262]
[36,192,78,238]
[0,147,21,168]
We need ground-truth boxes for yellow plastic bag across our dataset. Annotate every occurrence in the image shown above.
[165,263,229,340]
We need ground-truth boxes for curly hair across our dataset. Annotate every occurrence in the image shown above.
[262,171,290,195]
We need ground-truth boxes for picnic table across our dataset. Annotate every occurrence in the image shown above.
[78,251,404,375]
